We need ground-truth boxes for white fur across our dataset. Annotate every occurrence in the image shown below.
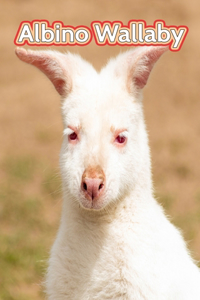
[16,46,200,299]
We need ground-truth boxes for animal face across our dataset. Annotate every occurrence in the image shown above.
[15,46,167,211]
[60,73,143,210]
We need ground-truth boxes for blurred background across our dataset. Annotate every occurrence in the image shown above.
[0,0,200,299]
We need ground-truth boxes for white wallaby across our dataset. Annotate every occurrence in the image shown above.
[16,46,200,300]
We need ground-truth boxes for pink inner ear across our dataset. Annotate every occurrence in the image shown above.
[15,48,70,96]
[130,46,168,91]
[134,67,151,90]
[53,78,66,95]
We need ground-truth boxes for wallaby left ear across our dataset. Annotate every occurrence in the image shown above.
[126,46,168,94]
[15,48,72,97]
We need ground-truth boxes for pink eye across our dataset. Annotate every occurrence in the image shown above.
[69,132,77,140]
[115,135,126,144]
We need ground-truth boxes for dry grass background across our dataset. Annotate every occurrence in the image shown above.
[0,0,200,299]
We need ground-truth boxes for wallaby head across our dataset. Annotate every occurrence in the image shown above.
[15,46,167,211]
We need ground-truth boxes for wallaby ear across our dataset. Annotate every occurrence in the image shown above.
[125,46,168,95]
[15,48,72,97]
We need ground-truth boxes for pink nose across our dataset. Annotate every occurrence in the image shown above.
[82,178,104,200]
[81,166,105,201]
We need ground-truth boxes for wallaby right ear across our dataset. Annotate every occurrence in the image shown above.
[126,46,168,94]
[111,46,168,97]
[126,46,168,95]
[15,48,72,97]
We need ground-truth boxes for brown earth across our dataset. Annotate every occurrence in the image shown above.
[0,0,200,298]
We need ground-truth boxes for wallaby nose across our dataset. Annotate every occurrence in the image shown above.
[81,166,105,201]
[82,178,104,200]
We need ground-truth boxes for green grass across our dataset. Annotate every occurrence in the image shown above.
[3,155,37,181]
[173,193,200,243]
[0,155,60,299]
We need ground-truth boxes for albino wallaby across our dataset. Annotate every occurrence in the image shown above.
[16,46,200,300]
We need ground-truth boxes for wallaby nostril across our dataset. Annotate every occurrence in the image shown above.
[83,182,87,191]
[99,183,104,190]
